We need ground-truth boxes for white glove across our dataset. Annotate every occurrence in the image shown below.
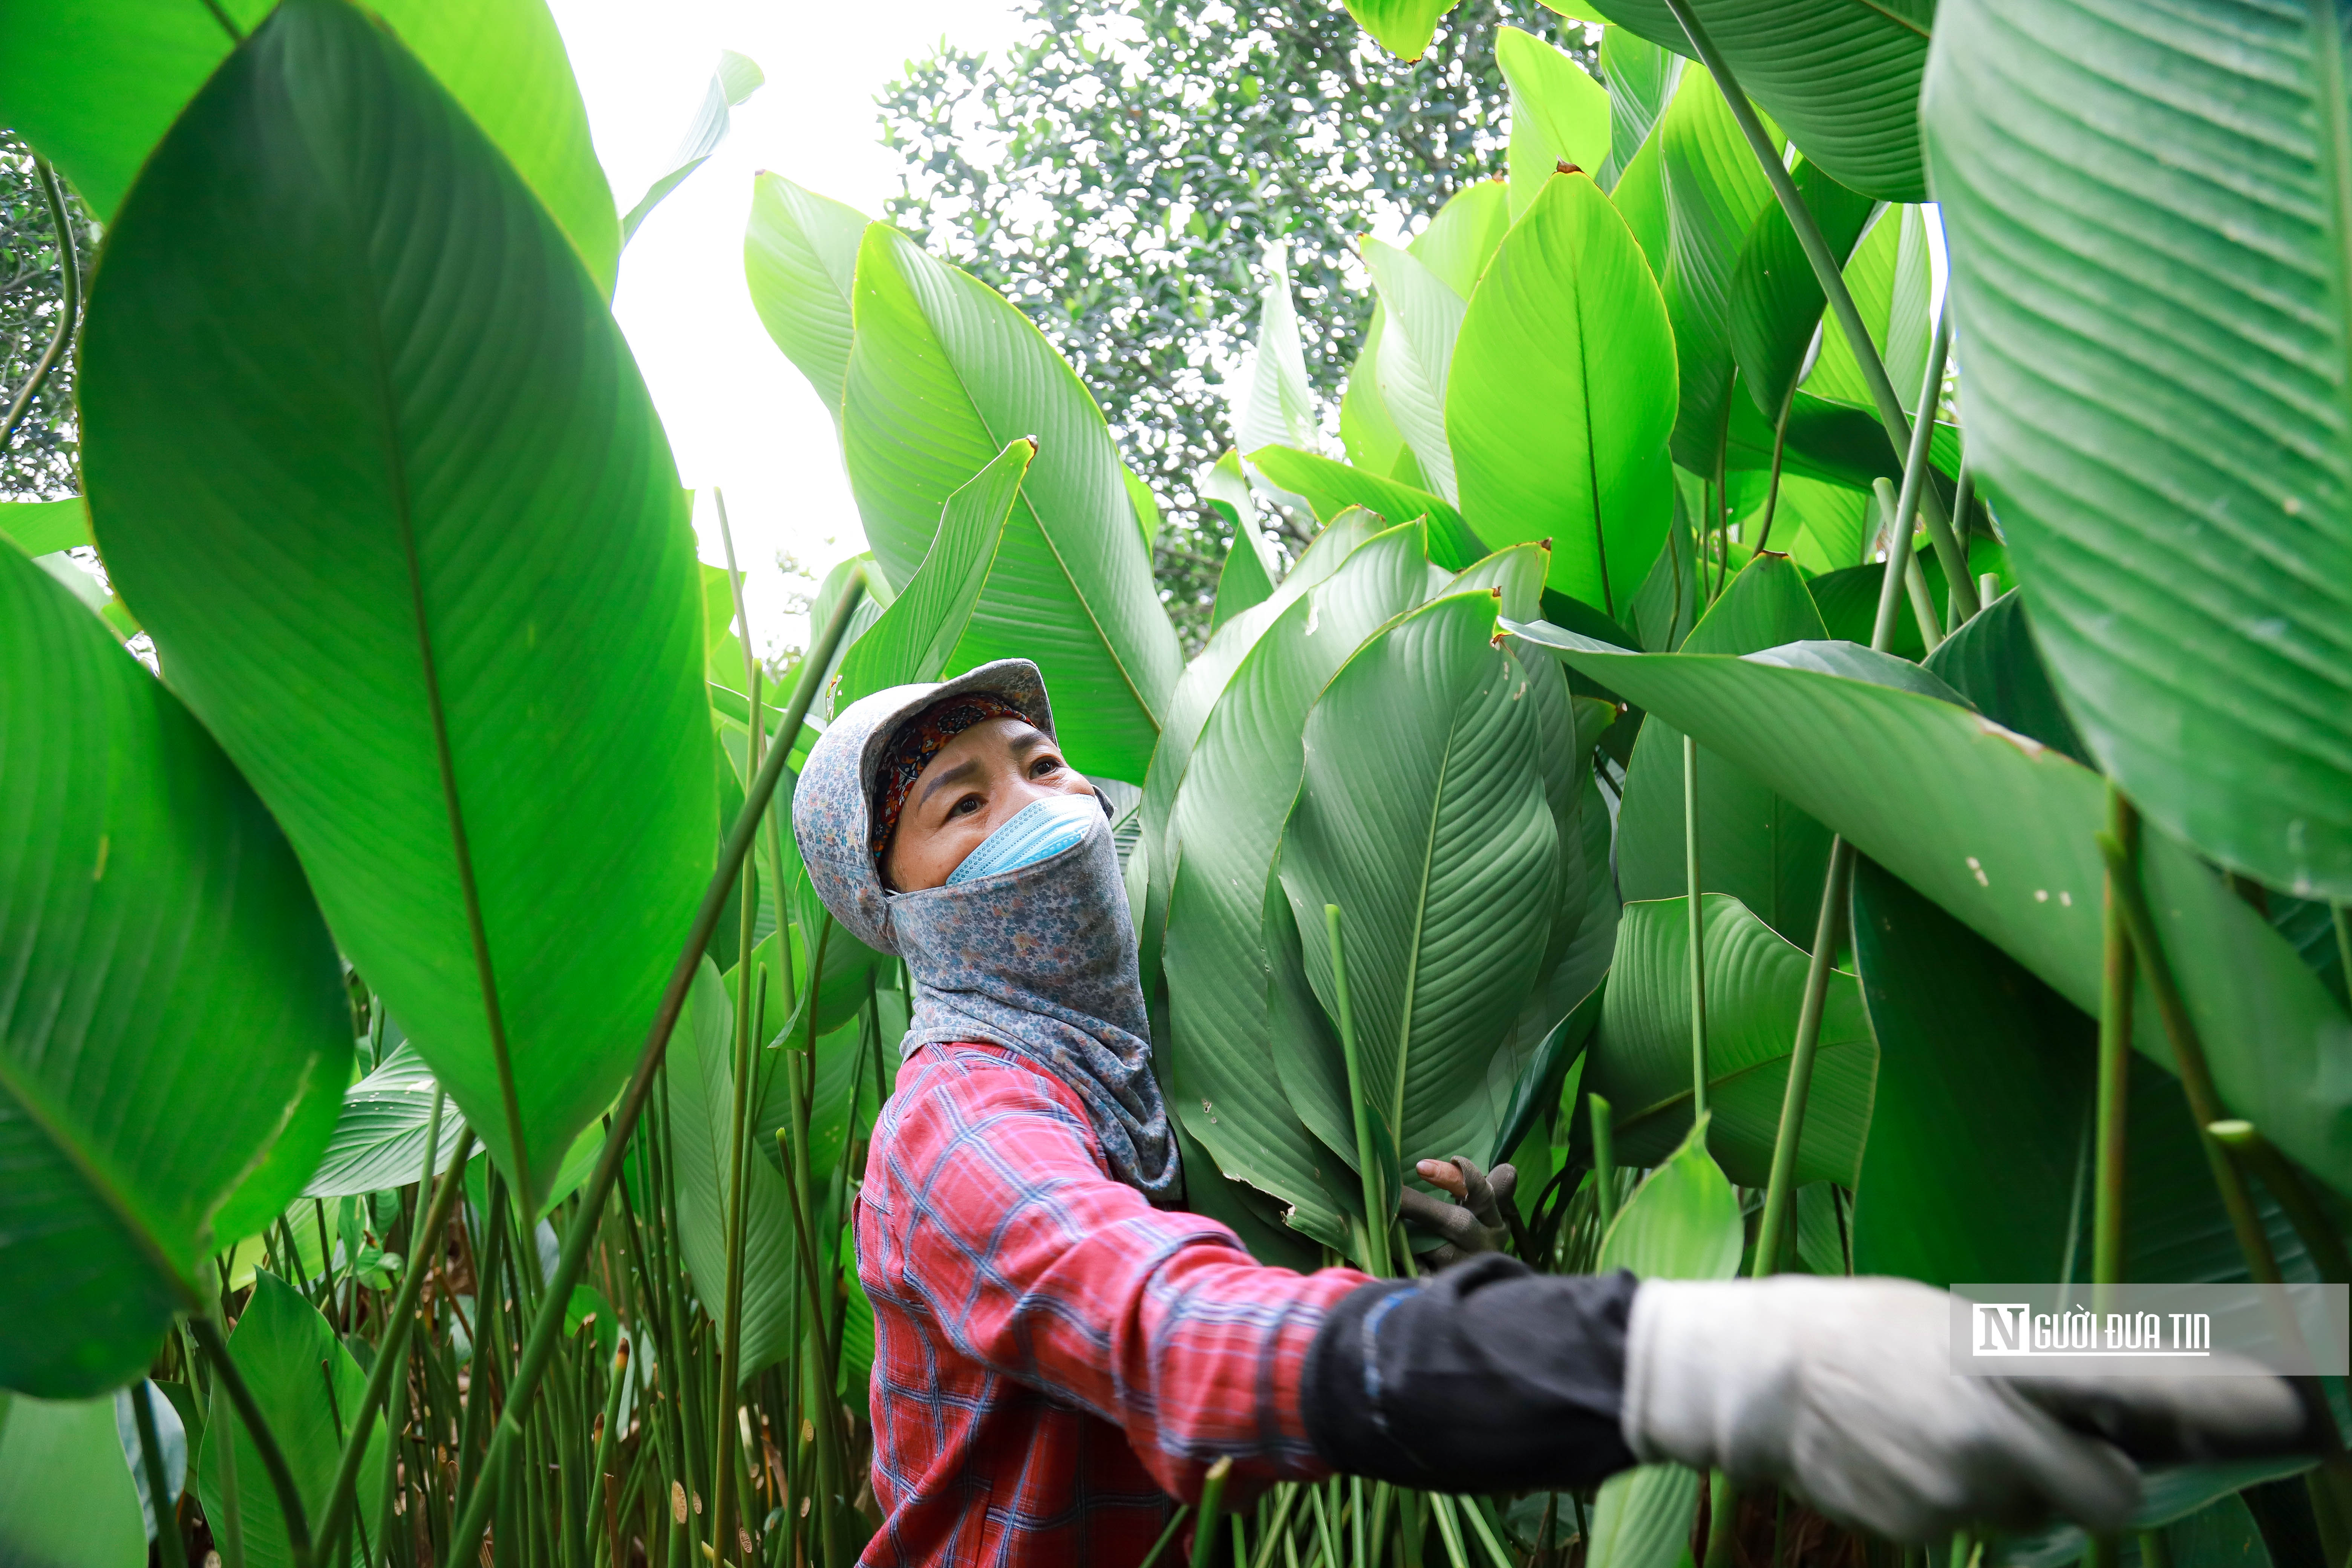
[1622,1276,2312,1542]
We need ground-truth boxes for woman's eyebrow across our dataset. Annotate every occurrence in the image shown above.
[917,756,985,808]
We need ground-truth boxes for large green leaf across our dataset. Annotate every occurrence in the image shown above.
[620,50,764,244]
[1659,67,1776,471]
[1160,525,1433,1238]
[842,224,1179,781]
[1210,528,1279,636]
[744,174,870,429]
[1926,0,2352,900]
[1343,0,1461,60]
[1600,1115,1745,1276]
[1,548,348,1398]
[0,1393,145,1567]
[194,1274,384,1568]
[1590,896,1874,1185]
[1279,590,1558,1177]
[1616,554,1831,940]
[0,498,89,557]
[833,438,1036,705]
[1449,171,1677,617]
[1920,592,2089,766]
[665,961,795,1381]
[1726,157,1876,416]
[302,1043,471,1200]
[1801,202,1931,413]
[1408,178,1513,296]
[1499,27,1613,218]
[1588,1111,1740,1568]
[1143,509,1385,893]
[1853,860,2321,1293]
[1597,24,1684,190]
[1504,621,2352,1199]
[1577,0,1935,202]
[1361,240,1467,501]
[80,0,713,1216]
[0,0,619,294]
[1245,447,1487,570]
[1848,858,2089,1286]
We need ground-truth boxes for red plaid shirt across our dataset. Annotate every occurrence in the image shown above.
[856,1041,1370,1567]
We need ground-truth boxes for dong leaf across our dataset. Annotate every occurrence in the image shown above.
[1921,592,2089,766]
[1409,179,1512,297]
[194,1273,384,1568]
[1161,525,1433,1239]
[842,224,1180,781]
[1659,68,1775,471]
[620,49,764,244]
[1361,240,1467,501]
[1589,895,1875,1186]
[1597,24,1683,190]
[1498,27,1613,218]
[1727,157,1876,417]
[302,1044,472,1201]
[0,498,89,557]
[0,0,620,294]
[1210,528,1279,635]
[744,175,870,430]
[1503,621,2352,1200]
[1585,1115,1737,1568]
[1599,1115,1744,1278]
[1,547,348,1398]
[1801,202,1932,414]
[1926,0,2352,900]
[1573,0,1935,202]
[80,0,714,1216]
[1449,171,1676,617]
[1343,0,1461,60]
[1245,447,1487,570]
[1848,860,2097,1287]
[665,961,795,1381]
[1279,590,1559,1177]
[833,437,1036,705]
[1616,554,1832,940]
[0,1393,145,1566]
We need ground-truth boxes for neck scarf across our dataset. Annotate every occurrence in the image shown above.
[793,661,1182,1205]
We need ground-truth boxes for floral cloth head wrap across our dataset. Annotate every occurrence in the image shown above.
[868,693,1034,868]
[792,660,1181,1205]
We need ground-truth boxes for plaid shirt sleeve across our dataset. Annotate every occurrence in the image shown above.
[863,1042,1371,1502]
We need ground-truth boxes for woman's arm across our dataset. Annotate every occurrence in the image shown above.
[862,1043,1366,1499]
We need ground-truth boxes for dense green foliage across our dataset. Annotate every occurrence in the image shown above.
[2,2,2347,1567]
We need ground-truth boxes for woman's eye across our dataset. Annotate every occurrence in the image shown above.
[949,795,982,818]
[1031,755,1063,778]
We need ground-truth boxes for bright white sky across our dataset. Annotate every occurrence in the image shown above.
[545,0,1026,664]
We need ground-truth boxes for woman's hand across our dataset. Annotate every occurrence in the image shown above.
[1398,1156,1516,1265]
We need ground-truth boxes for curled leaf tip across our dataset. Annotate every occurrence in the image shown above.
[1554,160,1583,176]
[1538,537,1553,552]
[1489,586,1504,599]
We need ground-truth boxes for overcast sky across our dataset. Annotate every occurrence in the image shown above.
[544,0,1026,664]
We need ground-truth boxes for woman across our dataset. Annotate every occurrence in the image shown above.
[793,659,2309,1568]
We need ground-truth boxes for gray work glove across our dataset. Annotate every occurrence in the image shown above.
[1398,1157,1516,1266]
[1622,1277,2312,1543]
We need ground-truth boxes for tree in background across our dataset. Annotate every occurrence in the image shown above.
[2,130,90,499]
[879,0,1586,646]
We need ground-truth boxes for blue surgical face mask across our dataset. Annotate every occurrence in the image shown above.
[943,790,1103,887]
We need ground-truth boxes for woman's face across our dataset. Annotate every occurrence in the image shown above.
[881,716,1097,892]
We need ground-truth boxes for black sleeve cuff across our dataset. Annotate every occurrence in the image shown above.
[1300,1256,1642,1492]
